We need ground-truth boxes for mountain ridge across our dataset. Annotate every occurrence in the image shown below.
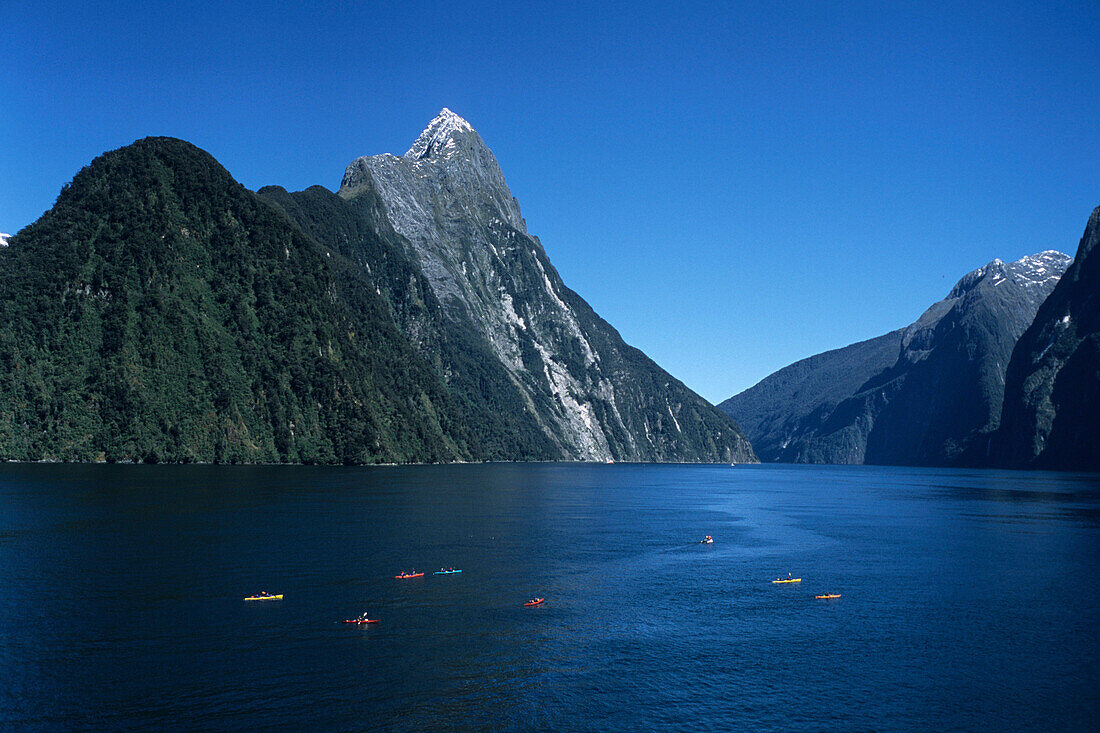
[720,250,1071,465]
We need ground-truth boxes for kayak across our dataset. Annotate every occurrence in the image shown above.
[771,578,801,584]
[815,594,841,599]
[524,598,545,607]
[342,618,380,624]
[395,572,424,579]
[434,569,462,575]
[244,594,283,601]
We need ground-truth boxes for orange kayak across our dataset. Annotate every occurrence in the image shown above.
[524,598,545,606]
[342,618,380,624]
[395,571,424,579]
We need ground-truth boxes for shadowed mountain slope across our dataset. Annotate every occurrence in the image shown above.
[721,251,1070,465]
[989,206,1100,471]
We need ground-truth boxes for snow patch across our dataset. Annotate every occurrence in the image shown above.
[405,108,475,160]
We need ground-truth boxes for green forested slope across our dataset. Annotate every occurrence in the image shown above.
[0,138,469,463]
[257,183,560,460]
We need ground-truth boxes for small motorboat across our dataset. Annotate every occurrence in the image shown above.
[771,577,801,584]
[244,592,283,601]
[395,571,424,579]
[700,535,713,544]
[523,598,545,607]
[434,568,462,575]
[814,594,841,600]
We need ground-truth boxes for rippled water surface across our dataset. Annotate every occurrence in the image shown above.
[1,463,1097,730]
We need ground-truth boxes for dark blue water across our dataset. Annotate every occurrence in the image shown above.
[0,463,1097,731]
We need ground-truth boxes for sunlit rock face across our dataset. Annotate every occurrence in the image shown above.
[338,109,756,463]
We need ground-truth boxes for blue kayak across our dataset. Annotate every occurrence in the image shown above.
[434,569,462,575]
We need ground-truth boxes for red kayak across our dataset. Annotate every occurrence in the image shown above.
[395,571,424,579]
[524,598,545,607]
[342,618,380,624]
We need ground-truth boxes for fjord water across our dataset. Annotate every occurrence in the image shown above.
[1,464,1096,730]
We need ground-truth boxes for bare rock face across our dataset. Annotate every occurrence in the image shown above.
[337,109,755,463]
[721,251,1071,466]
[991,206,1100,470]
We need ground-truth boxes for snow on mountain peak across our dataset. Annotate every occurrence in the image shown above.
[1009,250,1072,286]
[405,108,475,160]
[945,250,1071,300]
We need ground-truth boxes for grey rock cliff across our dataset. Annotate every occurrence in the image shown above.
[338,109,755,462]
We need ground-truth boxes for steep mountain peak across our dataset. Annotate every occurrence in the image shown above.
[405,107,477,160]
[904,251,1071,355]
[331,111,755,464]
[948,250,1070,300]
[339,108,526,238]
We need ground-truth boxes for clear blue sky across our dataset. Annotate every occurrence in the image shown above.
[3,1,1097,403]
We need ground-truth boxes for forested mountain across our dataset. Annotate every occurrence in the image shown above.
[720,251,1070,465]
[0,137,470,463]
[987,206,1100,470]
[0,114,754,464]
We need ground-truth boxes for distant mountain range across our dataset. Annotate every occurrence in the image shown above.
[0,111,755,464]
[720,250,1074,466]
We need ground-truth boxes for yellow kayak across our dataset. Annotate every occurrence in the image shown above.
[815,594,841,599]
[772,578,801,584]
[244,593,283,601]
